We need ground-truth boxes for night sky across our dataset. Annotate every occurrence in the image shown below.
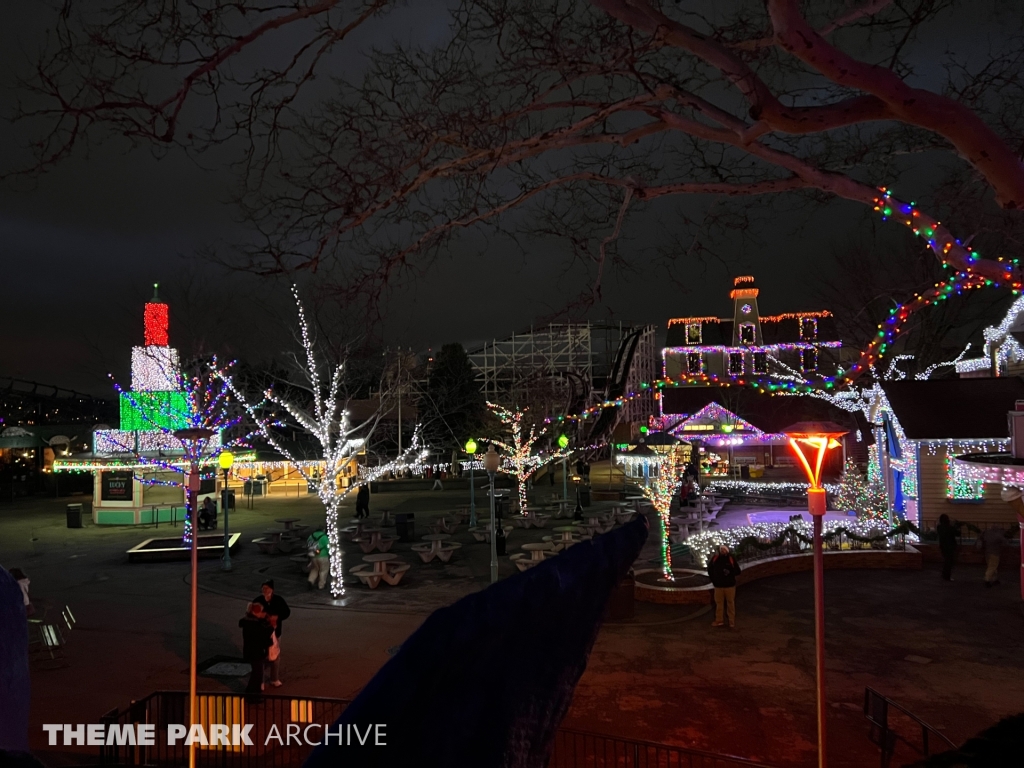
[0,2,998,396]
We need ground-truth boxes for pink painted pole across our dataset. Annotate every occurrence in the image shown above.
[1018,513,1024,603]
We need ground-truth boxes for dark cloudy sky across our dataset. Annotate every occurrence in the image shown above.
[0,1,987,397]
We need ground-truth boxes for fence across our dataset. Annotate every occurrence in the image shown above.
[99,691,349,767]
[99,693,777,768]
[550,729,777,768]
[863,687,956,768]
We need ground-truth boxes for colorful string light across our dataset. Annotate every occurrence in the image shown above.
[640,446,688,580]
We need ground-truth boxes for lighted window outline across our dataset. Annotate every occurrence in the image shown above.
[685,323,702,344]
[686,352,702,374]
[728,352,744,376]
[800,317,818,341]
[801,348,818,372]
[752,351,768,374]
[738,323,755,344]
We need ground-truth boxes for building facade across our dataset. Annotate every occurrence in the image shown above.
[663,276,842,384]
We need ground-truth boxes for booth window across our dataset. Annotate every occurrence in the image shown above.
[801,348,818,372]
[739,323,755,344]
[686,323,702,344]
[728,352,744,375]
[752,351,768,374]
[800,318,818,341]
[687,352,702,374]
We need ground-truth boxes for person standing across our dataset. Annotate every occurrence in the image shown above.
[307,529,331,590]
[7,569,32,618]
[253,577,290,684]
[980,526,1005,587]
[708,545,741,629]
[937,514,958,582]
[355,483,370,519]
[239,602,273,693]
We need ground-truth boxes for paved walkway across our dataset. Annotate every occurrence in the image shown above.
[3,491,1022,767]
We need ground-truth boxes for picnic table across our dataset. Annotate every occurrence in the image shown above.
[349,553,410,589]
[508,511,551,529]
[428,516,458,534]
[378,510,393,527]
[543,525,582,551]
[581,513,614,534]
[275,517,301,530]
[353,526,399,554]
[469,523,513,543]
[510,542,555,571]
[412,533,462,563]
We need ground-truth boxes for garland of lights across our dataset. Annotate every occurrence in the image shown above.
[682,518,920,566]
[485,402,570,515]
[640,446,687,580]
[215,286,426,599]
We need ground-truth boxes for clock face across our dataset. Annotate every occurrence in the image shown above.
[741,303,752,314]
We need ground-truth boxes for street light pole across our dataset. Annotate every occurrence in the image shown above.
[784,421,847,768]
[465,439,478,527]
[173,427,214,768]
[482,444,500,583]
[219,451,234,572]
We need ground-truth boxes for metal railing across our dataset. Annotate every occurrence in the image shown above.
[550,729,778,767]
[99,691,349,767]
[98,693,778,768]
[864,687,956,768]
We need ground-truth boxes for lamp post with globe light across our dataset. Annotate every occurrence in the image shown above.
[465,438,478,526]
[783,421,847,768]
[219,450,234,571]
[558,434,570,504]
[482,444,501,583]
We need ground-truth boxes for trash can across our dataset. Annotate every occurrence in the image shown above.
[395,513,416,542]
[66,503,83,529]
[495,525,507,556]
[605,571,635,620]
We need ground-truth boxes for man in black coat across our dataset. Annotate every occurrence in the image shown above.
[356,483,370,519]
[708,545,741,629]
[239,602,273,693]
[254,579,290,638]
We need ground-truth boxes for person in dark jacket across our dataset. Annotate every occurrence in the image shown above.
[936,514,958,581]
[708,545,741,628]
[355,483,370,519]
[253,580,290,637]
[239,602,273,693]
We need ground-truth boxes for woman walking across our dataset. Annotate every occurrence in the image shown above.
[936,514,958,582]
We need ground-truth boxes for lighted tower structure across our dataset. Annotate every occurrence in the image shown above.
[94,285,216,455]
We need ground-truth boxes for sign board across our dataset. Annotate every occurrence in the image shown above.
[101,470,134,502]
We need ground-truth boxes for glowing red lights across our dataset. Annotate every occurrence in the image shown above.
[144,302,169,346]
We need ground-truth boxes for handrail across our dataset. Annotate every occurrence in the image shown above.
[864,687,956,767]
[552,727,780,767]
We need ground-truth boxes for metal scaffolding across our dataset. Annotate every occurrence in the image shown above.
[467,323,657,424]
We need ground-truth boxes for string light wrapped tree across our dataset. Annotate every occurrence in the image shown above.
[485,402,570,516]
[641,445,688,581]
[834,458,889,522]
[217,286,424,598]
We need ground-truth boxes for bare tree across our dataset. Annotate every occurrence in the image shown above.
[17,1,1024,342]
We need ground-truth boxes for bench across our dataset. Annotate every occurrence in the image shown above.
[29,605,75,668]
[290,554,311,573]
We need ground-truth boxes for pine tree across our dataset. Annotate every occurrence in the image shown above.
[834,458,867,514]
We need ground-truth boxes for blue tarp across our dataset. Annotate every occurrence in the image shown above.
[304,516,649,768]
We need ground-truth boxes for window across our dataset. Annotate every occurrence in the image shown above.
[739,323,755,344]
[801,348,818,372]
[687,352,702,374]
[800,318,818,341]
[686,323,702,344]
[728,352,744,376]
[752,351,768,374]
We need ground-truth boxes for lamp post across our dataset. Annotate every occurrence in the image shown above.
[173,427,214,768]
[783,421,847,768]
[572,474,583,521]
[465,438,478,526]
[558,434,569,503]
[219,450,234,571]
[482,444,500,583]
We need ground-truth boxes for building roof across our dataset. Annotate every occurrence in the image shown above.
[661,386,867,436]
[881,377,1024,440]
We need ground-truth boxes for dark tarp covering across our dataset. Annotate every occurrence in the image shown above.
[0,567,31,752]
[304,516,649,768]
